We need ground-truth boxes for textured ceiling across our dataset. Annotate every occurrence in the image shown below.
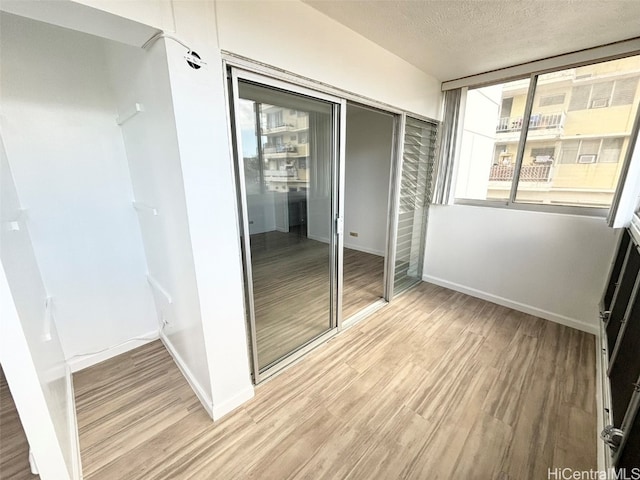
[303,0,640,82]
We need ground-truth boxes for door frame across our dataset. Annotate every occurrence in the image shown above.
[228,67,345,383]
[223,54,440,383]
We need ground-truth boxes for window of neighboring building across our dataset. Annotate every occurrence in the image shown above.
[539,94,565,107]
[530,147,556,161]
[454,54,640,210]
[568,76,639,111]
[267,110,283,128]
[556,137,621,164]
[600,138,624,163]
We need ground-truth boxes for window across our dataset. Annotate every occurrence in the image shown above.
[454,54,640,210]
[501,97,513,117]
[530,147,555,163]
[612,77,639,106]
[600,138,624,163]
[455,78,531,201]
[568,77,639,111]
[559,138,625,165]
[539,94,565,107]
[266,110,283,128]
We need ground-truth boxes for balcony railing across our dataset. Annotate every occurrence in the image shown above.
[263,119,308,133]
[265,169,296,178]
[496,111,565,133]
[489,164,552,182]
[263,144,297,154]
[263,122,294,133]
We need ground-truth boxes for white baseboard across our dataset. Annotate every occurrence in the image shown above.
[67,331,159,373]
[160,332,214,419]
[65,365,82,480]
[343,242,385,257]
[422,275,599,335]
[307,233,330,244]
[211,385,255,420]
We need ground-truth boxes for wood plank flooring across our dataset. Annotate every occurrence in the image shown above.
[342,248,384,319]
[0,366,38,479]
[75,282,597,480]
[250,230,383,368]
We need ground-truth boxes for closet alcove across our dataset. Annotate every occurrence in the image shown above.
[1,11,213,478]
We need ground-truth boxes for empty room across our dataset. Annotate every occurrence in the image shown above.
[1,1,640,479]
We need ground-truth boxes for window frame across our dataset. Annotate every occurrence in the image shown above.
[453,55,640,218]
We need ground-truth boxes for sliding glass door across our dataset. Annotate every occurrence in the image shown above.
[230,70,343,381]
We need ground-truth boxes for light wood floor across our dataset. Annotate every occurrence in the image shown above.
[0,366,38,480]
[74,282,597,480]
[342,248,384,319]
[250,231,383,369]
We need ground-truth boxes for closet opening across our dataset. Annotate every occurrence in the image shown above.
[1,12,212,478]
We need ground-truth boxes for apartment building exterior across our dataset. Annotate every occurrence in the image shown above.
[247,105,310,193]
[487,56,640,206]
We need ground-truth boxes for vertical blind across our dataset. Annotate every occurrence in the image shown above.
[433,89,460,205]
[393,116,438,295]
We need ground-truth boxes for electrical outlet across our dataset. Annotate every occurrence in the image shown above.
[349,232,359,237]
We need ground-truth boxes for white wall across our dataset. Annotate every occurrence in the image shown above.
[0,14,158,362]
[104,39,214,409]
[455,86,502,200]
[1,144,78,479]
[46,0,445,419]
[1,0,160,47]
[424,204,619,334]
[215,0,442,119]
[611,118,640,228]
[344,105,394,256]
[159,0,255,418]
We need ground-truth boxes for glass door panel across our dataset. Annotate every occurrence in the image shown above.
[233,77,337,374]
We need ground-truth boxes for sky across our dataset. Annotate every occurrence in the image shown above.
[237,99,258,157]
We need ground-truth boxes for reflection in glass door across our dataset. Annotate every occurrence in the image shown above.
[231,72,341,380]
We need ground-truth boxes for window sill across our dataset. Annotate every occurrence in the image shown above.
[453,198,610,218]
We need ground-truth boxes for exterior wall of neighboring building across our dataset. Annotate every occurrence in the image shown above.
[261,106,310,193]
[487,58,640,204]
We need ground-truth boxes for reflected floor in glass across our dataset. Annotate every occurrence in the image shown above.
[251,230,384,368]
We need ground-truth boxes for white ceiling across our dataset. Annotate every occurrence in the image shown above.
[303,0,640,82]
